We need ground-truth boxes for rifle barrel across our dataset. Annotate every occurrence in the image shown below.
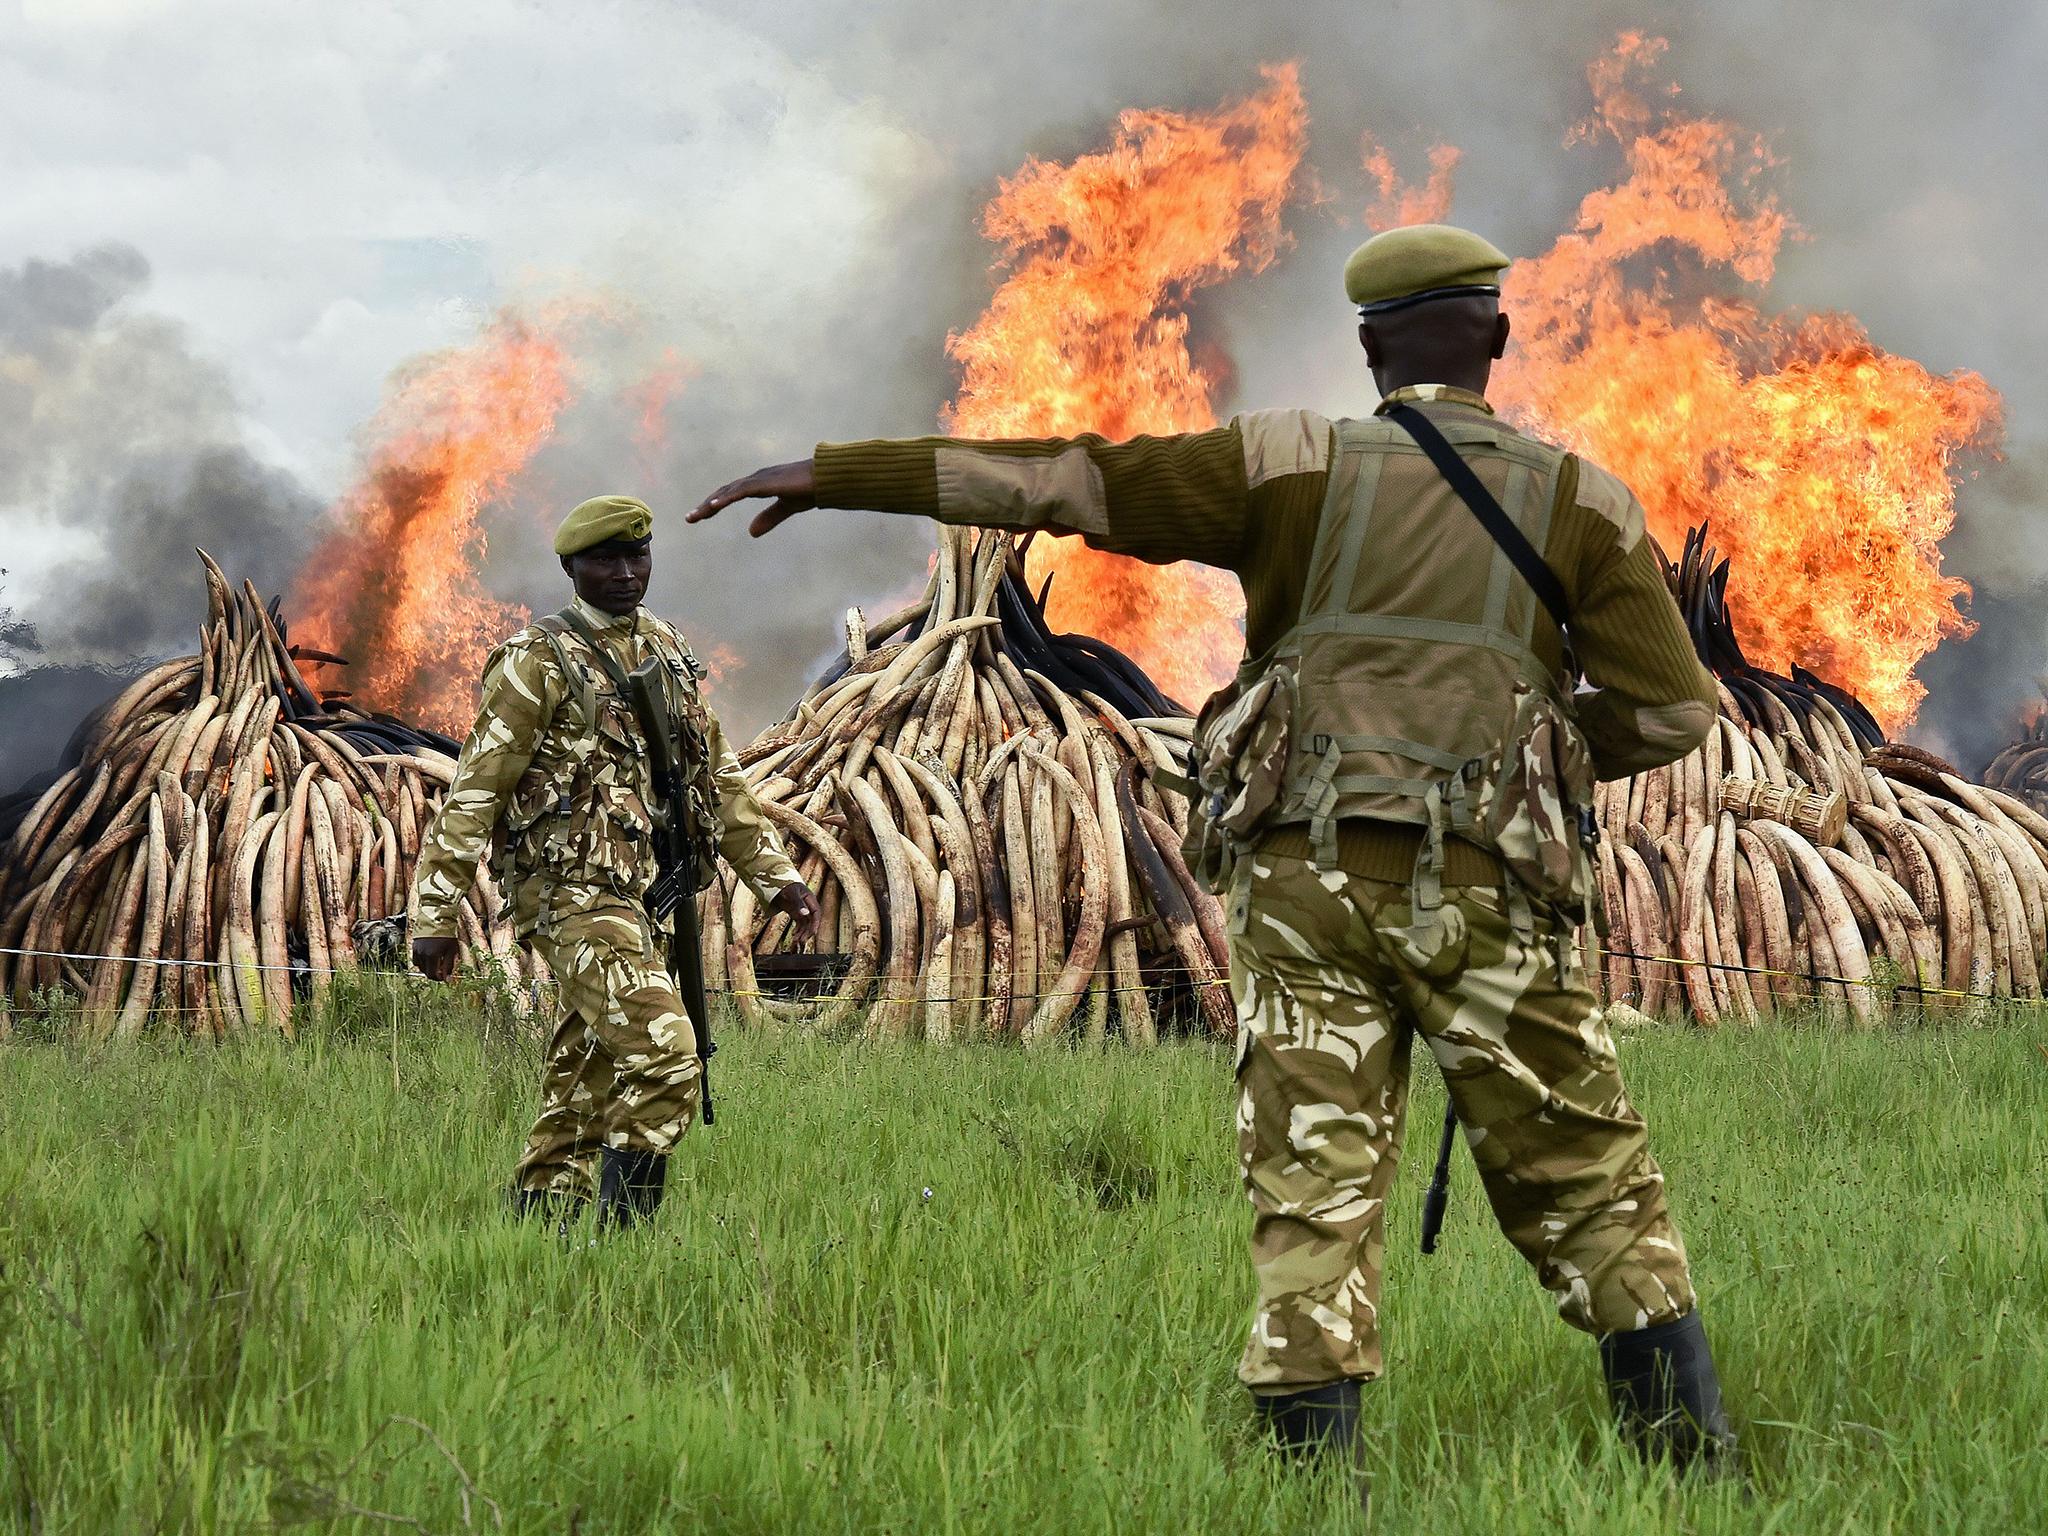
[1419,1099,1458,1255]
[628,660,718,1127]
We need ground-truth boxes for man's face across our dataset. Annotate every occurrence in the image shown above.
[566,539,653,616]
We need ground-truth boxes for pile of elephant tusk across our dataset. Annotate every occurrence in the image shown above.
[718,527,1228,1044]
[1591,532,2048,1024]
[10,528,2041,1042]
[1984,702,2048,818]
[0,552,516,1037]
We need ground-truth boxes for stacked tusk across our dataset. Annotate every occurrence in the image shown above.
[1591,533,2048,1024]
[17,530,2041,1042]
[0,552,529,1036]
[1984,701,2048,816]
[720,527,1222,1044]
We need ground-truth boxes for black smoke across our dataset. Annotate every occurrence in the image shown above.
[0,245,320,790]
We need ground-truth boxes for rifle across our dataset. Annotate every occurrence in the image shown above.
[1418,1099,1458,1254]
[626,657,719,1127]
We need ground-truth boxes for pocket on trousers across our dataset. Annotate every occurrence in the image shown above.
[1384,894,1473,979]
[1226,858,1256,938]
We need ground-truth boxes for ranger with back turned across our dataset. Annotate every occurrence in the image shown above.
[410,494,820,1227]
[688,226,1741,1476]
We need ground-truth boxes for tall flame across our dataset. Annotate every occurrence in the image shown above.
[1492,33,2000,726]
[945,64,1308,706]
[1362,138,1461,230]
[955,39,1998,727]
[290,311,571,734]
[288,40,1998,737]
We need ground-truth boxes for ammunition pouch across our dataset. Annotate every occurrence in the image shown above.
[1422,681,1600,929]
[1182,665,1298,894]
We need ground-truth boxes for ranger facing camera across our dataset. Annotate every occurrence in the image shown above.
[411,494,819,1230]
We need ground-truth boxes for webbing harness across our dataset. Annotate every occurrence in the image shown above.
[522,606,706,942]
[1382,405,1573,636]
[1267,407,1575,939]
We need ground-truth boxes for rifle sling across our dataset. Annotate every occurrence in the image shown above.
[554,604,684,791]
[1382,405,1572,635]
[553,604,639,696]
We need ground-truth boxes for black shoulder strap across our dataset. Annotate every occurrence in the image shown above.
[1383,404,1571,634]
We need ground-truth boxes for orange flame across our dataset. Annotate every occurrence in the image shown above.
[945,64,1308,707]
[290,310,571,734]
[1491,33,1999,727]
[955,39,1997,728]
[696,641,743,699]
[625,345,697,468]
[1362,138,1461,229]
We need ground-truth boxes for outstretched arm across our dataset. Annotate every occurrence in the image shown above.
[691,419,1316,574]
[690,458,818,539]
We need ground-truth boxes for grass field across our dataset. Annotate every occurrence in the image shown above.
[3,983,2045,1534]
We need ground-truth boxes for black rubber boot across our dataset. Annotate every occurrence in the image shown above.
[1599,1312,1742,1477]
[596,1147,670,1230]
[1253,1379,1363,1459]
[507,1186,590,1238]
[508,1186,585,1222]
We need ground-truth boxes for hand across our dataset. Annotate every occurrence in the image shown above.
[412,936,460,982]
[772,881,823,945]
[689,458,817,538]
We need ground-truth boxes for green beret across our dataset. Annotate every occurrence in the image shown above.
[1344,224,1510,314]
[554,494,654,557]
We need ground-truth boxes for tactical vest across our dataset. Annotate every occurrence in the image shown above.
[1189,408,1598,926]
[495,610,723,922]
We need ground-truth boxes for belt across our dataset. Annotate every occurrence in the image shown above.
[1257,818,1507,887]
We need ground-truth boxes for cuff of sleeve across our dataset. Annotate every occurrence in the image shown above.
[748,863,804,905]
[409,907,461,942]
[814,441,942,518]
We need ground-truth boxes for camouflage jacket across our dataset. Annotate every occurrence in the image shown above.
[411,595,799,942]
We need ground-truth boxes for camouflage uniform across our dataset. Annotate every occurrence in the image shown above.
[808,384,1720,1401]
[412,595,799,1199]
[1230,854,1693,1389]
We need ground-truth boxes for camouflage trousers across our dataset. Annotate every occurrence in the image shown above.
[1230,852,1696,1393]
[514,903,701,1200]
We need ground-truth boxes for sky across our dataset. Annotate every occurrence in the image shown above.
[2,0,2045,764]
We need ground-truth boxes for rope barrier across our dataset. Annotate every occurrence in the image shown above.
[0,941,1225,1008]
[8,913,2039,1011]
[1594,944,2048,1007]
[0,935,2026,1008]
[7,939,2042,1012]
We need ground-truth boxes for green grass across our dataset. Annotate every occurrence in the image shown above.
[3,984,2045,1534]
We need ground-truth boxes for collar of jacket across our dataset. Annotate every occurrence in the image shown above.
[1375,383,1495,415]
[570,593,642,636]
